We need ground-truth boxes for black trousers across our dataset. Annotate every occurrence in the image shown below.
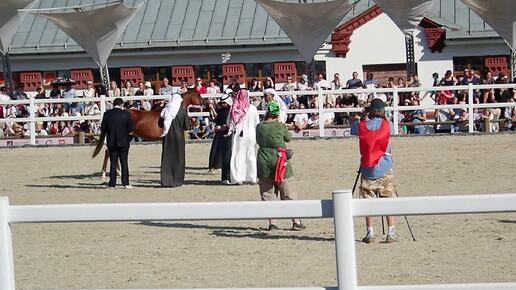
[220,136,232,181]
[108,146,129,187]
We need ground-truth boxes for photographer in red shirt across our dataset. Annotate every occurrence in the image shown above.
[354,98,398,243]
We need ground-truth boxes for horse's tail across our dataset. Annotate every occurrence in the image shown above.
[92,131,106,158]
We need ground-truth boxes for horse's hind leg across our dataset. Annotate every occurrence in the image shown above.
[101,149,109,181]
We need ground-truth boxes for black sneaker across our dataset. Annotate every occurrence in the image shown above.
[268,224,279,231]
[362,234,375,244]
[291,222,306,231]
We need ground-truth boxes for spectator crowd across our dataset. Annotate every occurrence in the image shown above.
[1,67,516,140]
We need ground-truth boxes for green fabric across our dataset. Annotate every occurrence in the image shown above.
[256,121,293,179]
[266,101,280,116]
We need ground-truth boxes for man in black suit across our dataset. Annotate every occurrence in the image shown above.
[101,97,135,188]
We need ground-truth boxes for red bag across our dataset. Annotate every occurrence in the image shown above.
[274,147,288,184]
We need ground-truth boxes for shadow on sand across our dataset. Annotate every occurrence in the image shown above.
[46,173,99,180]
[139,221,334,242]
[26,182,104,190]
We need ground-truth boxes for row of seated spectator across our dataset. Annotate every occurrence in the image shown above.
[1,68,516,139]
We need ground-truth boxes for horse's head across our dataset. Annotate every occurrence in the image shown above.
[182,88,208,109]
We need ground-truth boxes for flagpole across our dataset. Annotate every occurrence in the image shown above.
[308,58,316,87]
[0,53,14,96]
[405,35,416,76]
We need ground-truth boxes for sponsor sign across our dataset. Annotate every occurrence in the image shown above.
[291,128,352,138]
[0,137,75,147]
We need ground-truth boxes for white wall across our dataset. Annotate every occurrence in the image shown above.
[324,14,408,82]
[322,12,511,88]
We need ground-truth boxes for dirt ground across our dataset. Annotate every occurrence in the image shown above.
[1,134,515,290]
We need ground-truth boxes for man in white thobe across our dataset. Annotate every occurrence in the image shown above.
[228,89,260,184]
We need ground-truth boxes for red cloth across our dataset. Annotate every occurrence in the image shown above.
[195,86,207,94]
[230,89,250,128]
[274,147,288,184]
[359,119,390,168]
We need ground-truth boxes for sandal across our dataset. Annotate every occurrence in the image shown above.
[291,222,306,231]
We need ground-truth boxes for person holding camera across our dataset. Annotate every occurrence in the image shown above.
[256,101,304,231]
[355,98,398,243]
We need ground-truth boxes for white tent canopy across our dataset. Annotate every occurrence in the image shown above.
[461,0,516,51]
[27,2,142,67]
[373,0,436,37]
[257,0,352,63]
[0,0,36,54]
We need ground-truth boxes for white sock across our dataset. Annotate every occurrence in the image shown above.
[388,226,396,236]
[366,227,374,236]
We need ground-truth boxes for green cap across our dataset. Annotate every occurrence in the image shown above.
[266,101,280,116]
[369,98,385,112]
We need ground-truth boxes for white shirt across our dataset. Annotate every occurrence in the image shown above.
[160,93,183,137]
[0,94,10,118]
[144,88,154,98]
[293,113,309,126]
[374,93,387,103]
[85,103,100,115]
[363,79,379,98]
[0,93,10,102]
[314,79,330,90]
[141,100,151,111]
[323,112,335,124]
[83,88,95,98]
[122,88,134,96]
[207,86,220,95]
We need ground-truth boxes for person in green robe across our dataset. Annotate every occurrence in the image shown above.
[256,101,305,231]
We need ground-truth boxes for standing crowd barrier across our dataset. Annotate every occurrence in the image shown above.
[1,83,516,145]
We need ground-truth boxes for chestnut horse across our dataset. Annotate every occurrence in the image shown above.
[92,89,206,158]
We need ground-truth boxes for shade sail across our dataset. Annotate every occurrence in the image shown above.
[374,0,436,37]
[0,0,36,54]
[461,0,516,50]
[28,2,142,67]
[257,0,352,62]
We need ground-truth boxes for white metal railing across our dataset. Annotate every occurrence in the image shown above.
[1,191,516,290]
[1,83,516,145]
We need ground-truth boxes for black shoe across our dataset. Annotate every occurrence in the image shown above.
[268,224,279,231]
[291,222,306,231]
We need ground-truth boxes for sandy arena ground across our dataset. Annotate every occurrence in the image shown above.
[1,134,515,289]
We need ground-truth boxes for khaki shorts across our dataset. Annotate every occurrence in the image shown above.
[259,177,296,201]
[359,169,396,198]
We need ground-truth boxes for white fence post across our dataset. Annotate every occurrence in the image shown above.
[100,94,106,116]
[332,189,357,290]
[392,87,400,135]
[0,197,15,290]
[29,96,36,145]
[318,89,324,137]
[468,83,474,133]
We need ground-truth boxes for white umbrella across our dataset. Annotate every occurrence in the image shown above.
[373,0,436,37]
[461,0,516,50]
[0,0,36,54]
[257,0,352,63]
[26,1,142,67]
